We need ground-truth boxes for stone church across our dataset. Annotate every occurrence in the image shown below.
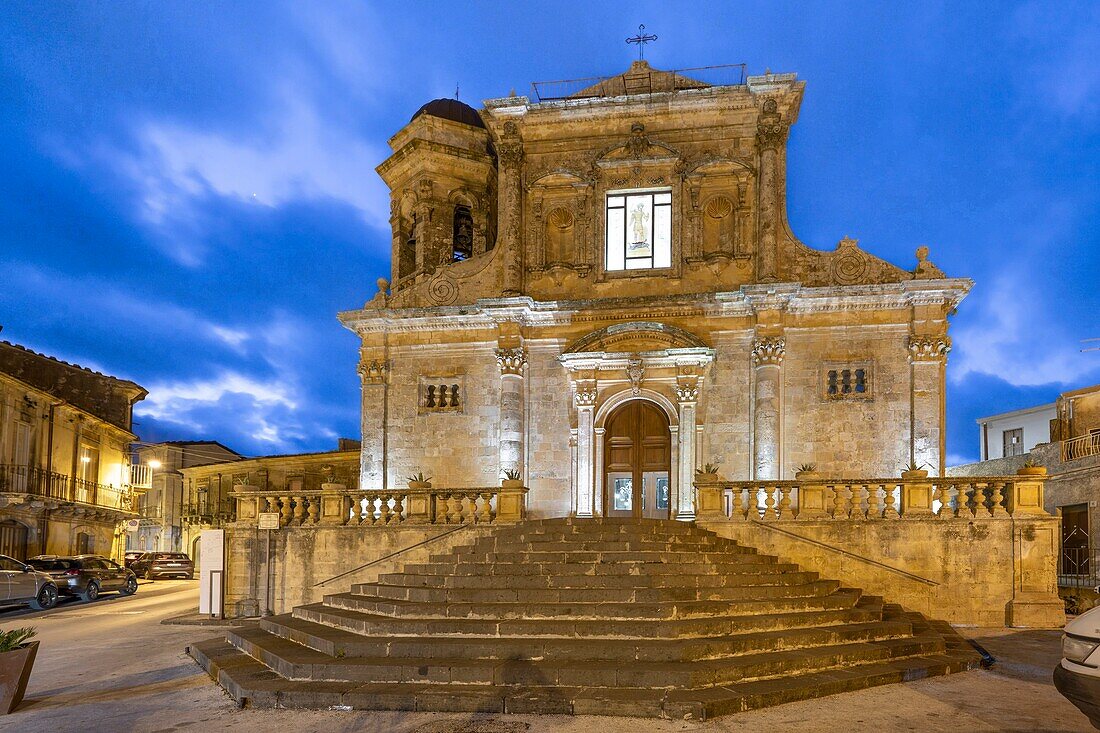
[194,60,1060,719]
[339,60,968,520]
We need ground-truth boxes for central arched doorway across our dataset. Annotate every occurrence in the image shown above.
[604,400,671,519]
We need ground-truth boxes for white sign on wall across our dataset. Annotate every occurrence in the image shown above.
[198,529,225,617]
[257,512,281,530]
[124,519,140,532]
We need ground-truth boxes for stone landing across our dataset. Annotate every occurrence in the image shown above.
[188,518,980,719]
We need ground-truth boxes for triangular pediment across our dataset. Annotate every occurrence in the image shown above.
[564,321,709,354]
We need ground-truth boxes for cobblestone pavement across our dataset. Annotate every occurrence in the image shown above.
[0,582,1090,732]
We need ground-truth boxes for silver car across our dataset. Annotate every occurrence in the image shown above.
[0,554,58,610]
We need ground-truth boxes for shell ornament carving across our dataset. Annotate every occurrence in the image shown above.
[704,196,734,219]
[426,275,458,306]
[547,207,574,229]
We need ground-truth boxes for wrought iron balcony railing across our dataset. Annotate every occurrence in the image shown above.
[1062,433,1100,462]
[0,463,134,511]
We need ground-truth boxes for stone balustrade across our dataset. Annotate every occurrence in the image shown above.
[694,474,1049,521]
[232,483,528,528]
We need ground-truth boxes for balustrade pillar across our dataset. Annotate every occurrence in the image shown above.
[496,347,527,482]
[752,337,784,480]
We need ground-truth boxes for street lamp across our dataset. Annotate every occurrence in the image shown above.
[148,459,162,470]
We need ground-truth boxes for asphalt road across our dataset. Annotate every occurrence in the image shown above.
[0,582,1091,732]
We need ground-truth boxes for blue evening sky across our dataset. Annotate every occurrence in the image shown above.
[1,2,1097,464]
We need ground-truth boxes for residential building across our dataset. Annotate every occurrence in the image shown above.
[0,338,146,560]
[976,402,1057,460]
[129,441,242,554]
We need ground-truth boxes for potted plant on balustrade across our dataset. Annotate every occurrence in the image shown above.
[406,471,432,490]
[1017,457,1048,476]
[501,469,524,490]
[795,463,820,480]
[694,463,721,482]
[0,627,38,714]
[901,461,929,480]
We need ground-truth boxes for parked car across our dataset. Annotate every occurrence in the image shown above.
[1054,604,1100,728]
[0,554,58,610]
[26,555,137,602]
[130,552,194,580]
[123,551,144,569]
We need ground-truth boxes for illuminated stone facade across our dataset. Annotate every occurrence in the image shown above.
[340,61,970,519]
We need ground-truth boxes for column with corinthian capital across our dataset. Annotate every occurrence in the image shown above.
[357,353,387,489]
[755,99,788,283]
[573,383,597,517]
[908,335,951,475]
[497,129,525,296]
[496,347,527,479]
[675,379,700,518]
[752,337,785,480]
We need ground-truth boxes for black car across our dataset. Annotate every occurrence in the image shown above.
[27,555,138,602]
[130,552,194,580]
[123,551,144,569]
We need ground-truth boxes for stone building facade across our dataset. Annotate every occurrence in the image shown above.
[0,338,146,560]
[340,61,969,521]
[128,441,241,554]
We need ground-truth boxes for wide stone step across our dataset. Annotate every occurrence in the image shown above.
[191,636,978,717]
[226,624,945,688]
[322,589,862,621]
[456,538,748,554]
[371,567,816,590]
[261,613,915,663]
[354,579,841,604]
[430,550,783,564]
[400,560,811,578]
[294,599,884,640]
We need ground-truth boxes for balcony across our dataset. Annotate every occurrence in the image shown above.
[1061,433,1100,462]
[182,500,234,526]
[0,463,135,512]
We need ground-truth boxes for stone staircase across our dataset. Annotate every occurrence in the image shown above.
[189,517,980,719]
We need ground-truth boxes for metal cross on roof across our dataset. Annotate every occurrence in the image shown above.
[626,24,657,60]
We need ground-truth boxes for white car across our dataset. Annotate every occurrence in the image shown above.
[1055,604,1100,728]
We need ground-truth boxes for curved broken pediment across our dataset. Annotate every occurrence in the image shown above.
[564,321,709,354]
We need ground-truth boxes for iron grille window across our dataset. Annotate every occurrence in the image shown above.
[824,363,872,400]
[605,189,672,271]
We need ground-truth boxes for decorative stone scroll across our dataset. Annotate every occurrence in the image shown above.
[626,359,645,395]
[908,336,951,363]
[495,347,528,376]
[751,337,786,366]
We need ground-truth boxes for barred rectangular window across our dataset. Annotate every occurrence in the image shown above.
[418,375,465,414]
[823,362,872,400]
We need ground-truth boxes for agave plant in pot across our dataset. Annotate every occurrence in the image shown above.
[0,627,38,714]
[1017,457,1047,476]
[500,469,524,490]
[406,471,432,490]
[901,461,929,480]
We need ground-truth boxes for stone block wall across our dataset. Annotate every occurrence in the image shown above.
[384,343,501,489]
[700,331,754,477]
[782,325,913,477]
[699,515,1064,627]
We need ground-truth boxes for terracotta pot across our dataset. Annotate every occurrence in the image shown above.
[407,481,432,490]
[0,640,38,714]
[694,472,719,482]
[901,469,929,480]
[1017,466,1047,476]
[795,471,821,481]
[501,479,524,490]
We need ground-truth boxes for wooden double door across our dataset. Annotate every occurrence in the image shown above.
[604,401,671,519]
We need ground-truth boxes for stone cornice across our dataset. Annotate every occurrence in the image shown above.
[338,279,973,335]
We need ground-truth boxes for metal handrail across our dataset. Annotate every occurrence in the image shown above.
[312,524,472,588]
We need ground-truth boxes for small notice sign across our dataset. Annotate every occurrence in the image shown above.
[258,512,281,530]
[124,519,140,532]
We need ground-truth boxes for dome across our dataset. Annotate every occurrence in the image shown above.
[411,98,486,129]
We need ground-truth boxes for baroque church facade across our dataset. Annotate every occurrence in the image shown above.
[339,60,970,520]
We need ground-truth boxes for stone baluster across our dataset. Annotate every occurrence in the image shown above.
[761,484,777,521]
[391,492,404,523]
[478,491,494,523]
[883,483,900,519]
[831,483,847,519]
[279,496,293,525]
[778,484,792,519]
[847,483,865,520]
[972,482,990,517]
[306,496,319,524]
[751,336,784,481]
[730,486,745,520]
[990,481,1008,517]
[378,493,392,524]
[936,482,956,519]
[866,483,882,519]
